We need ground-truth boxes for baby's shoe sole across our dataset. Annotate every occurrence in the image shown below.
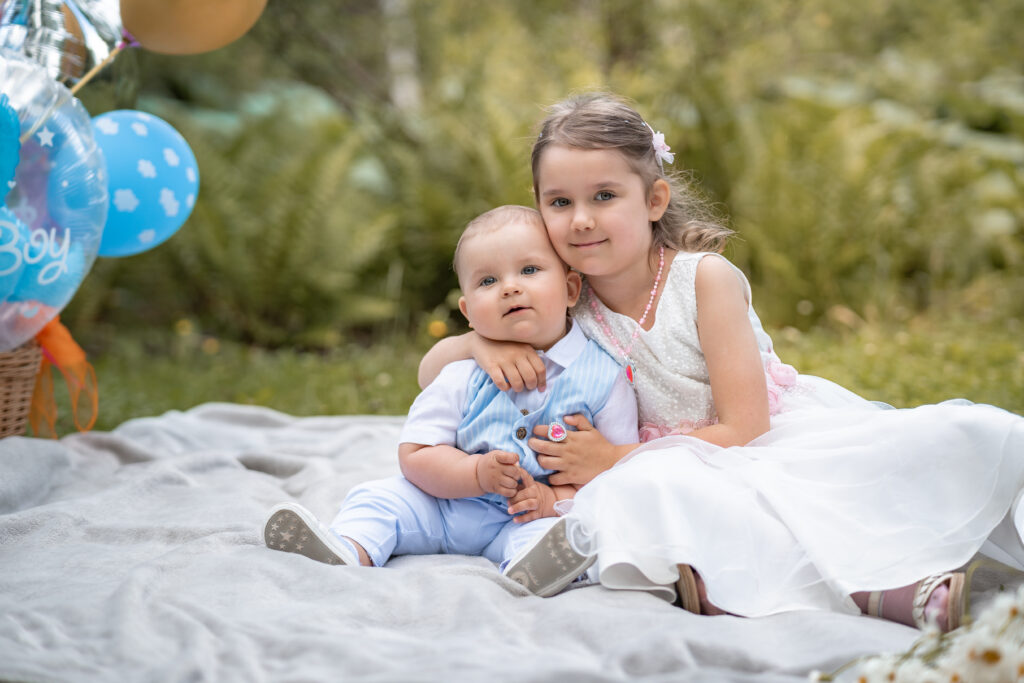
[264,503,355,566]
[503,517,595,597]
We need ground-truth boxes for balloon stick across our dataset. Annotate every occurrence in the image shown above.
[18,31,138,144]
[68,42,124,97]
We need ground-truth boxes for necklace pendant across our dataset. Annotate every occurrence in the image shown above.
[625,364,634,384]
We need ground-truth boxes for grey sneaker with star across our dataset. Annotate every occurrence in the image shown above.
[502,517,595,597]
[263,502,358,566]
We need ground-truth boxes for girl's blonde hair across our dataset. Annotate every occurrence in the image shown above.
[531,92,733,253]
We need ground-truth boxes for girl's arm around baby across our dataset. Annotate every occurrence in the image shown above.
[418,331,548,392]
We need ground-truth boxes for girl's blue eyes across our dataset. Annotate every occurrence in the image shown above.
[550,191,614,207]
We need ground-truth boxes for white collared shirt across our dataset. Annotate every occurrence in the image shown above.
[401,321,639,448]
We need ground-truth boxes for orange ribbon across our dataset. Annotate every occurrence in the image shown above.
[29,317,98,438]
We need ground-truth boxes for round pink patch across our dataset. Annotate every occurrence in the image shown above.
[548,423,567,442]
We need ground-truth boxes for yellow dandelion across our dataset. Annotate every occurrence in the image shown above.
[201,337,220,355]
[175,319,194,336]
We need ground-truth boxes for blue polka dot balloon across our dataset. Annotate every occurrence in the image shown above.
[91,110,199,258]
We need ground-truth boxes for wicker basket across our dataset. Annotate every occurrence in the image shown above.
[0,340,41,438]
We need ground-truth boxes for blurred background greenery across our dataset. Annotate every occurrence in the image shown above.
[52,0,1024,432]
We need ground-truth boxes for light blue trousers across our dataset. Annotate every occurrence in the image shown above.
[329,475,558,568]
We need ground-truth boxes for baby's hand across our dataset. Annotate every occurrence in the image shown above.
[507,469,558,523]
[476,450,520,498]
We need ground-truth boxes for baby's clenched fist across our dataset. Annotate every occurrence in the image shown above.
[476,450,520,498]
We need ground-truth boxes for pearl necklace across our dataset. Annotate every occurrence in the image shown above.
[588,245,665,384]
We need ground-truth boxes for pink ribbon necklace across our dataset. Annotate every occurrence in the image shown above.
[588,245,665,383]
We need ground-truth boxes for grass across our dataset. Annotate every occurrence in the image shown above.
[54,330,426,434]
[773,314,1024,411]
[38,310,1024,438]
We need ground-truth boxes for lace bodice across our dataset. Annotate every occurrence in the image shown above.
[571,251,793,439]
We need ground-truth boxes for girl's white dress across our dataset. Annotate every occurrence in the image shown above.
[567,251,1024,616]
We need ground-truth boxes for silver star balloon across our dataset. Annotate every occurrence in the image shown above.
[0,0,123,84]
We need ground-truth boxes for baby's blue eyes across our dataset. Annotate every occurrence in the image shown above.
[477,266,539,287]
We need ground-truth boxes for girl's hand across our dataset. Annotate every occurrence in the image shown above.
[476,450,521,498]
[507,469,558,523]
[470,334,547,392]
[531,414,623,486]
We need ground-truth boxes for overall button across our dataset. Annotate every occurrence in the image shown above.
[520,409,529,415]
[516,427,527,439]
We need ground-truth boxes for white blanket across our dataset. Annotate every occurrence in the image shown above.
[0,403,917,682]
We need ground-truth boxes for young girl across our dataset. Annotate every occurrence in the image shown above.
[419,92,1024,632]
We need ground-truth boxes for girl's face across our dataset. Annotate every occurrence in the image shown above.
[536,145,665,280]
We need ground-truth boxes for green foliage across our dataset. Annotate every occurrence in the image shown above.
[355,88,537,329]
[642,0,1024,327]
[69,62,541,347]
[725,93,1023,326]
[61,0,1022,421]
[69,86,398,347]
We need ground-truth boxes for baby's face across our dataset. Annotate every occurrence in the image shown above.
[458,220,581,351]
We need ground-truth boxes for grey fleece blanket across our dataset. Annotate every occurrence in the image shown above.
[0,403,917,682]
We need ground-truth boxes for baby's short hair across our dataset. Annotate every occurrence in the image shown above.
[453,205,546,282]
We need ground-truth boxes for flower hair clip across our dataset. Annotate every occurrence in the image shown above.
[645,122,675,168]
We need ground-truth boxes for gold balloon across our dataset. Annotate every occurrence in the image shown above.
[118,0,267,55]
[60,5,88,80]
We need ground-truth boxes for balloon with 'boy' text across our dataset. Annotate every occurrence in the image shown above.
[91,110,199,258]
[0,52,107,352]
